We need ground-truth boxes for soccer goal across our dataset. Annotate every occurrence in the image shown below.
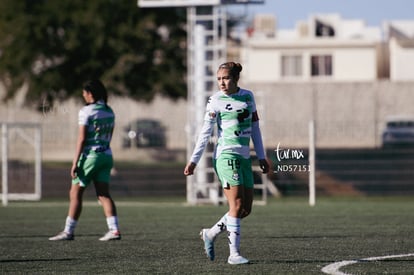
[1,122,42,206]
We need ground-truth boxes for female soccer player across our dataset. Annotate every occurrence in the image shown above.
[184,62,269,264]
[49,79,121,241]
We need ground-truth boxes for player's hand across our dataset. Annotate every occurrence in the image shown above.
[259,159,270,174]
[184,162,196,176]
[70,164,78,179]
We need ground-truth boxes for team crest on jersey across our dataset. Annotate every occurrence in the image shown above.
[208,112,216,119]
[232,170,240,181]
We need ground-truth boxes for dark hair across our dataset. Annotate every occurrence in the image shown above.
[83,79,108,104]
[218,62,243,81]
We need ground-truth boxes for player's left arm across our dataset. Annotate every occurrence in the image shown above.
[251,111,269,173]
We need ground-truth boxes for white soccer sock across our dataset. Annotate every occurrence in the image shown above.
[207,212,228,240]
[227,215,241,257]
[64,216,77,235]
[106,216,119,232]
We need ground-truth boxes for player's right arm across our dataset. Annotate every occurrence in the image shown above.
[184,97,217,176]
[71,108,89,179]
[183,119,215,176]
[184,162,196,176]
[71,125,87,179]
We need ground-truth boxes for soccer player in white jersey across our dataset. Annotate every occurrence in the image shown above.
[184,62,269,265]
[49,79,121,241]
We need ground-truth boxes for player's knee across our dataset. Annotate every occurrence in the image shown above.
[96,193,111,201]
[69,185,83,201]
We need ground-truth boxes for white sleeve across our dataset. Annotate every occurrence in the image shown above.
[251,120,266,160]
[78,108,88,126]
[189,120,215,164]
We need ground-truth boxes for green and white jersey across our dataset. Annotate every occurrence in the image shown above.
[78,100,115,155]
[206,88,256,159]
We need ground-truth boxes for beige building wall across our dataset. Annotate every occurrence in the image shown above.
[390,38,414,81]
[239,81,414,150]
[242,40,378,82]
[334,47,377,81]
[2,81,414,161]
[0,95,188,161]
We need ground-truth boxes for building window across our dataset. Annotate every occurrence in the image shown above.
[281,55,302,77]
[315,20,335,37]
[311,55,332,76]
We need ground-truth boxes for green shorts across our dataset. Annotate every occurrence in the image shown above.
[72,152,113,187]
[213,153,253,188]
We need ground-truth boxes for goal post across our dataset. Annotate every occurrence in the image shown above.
[1,122,42,206]
[309,120,316,206]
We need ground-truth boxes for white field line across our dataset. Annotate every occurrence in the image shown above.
[321,253,414,275]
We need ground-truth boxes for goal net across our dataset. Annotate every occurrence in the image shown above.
[1,123,42,206]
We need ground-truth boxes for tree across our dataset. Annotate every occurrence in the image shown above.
[0,0,187,109]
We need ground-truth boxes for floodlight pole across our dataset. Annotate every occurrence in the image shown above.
[186,5,227,205]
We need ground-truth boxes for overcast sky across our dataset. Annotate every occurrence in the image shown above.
[227,0,414,28]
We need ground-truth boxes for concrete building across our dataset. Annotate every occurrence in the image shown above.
[385,20,414,81]
[241,14,381,83]
[240,14,414,83]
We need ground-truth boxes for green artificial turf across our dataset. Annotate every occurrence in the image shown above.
[1,196,413,274]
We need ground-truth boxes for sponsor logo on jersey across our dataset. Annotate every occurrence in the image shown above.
[209,112,216,119]
[234,130,251,136]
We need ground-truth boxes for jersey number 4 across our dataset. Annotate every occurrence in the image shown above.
[227,159,241,170]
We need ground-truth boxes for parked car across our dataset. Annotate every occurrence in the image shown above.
[381,116,414,148]
[122,119,167,148]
